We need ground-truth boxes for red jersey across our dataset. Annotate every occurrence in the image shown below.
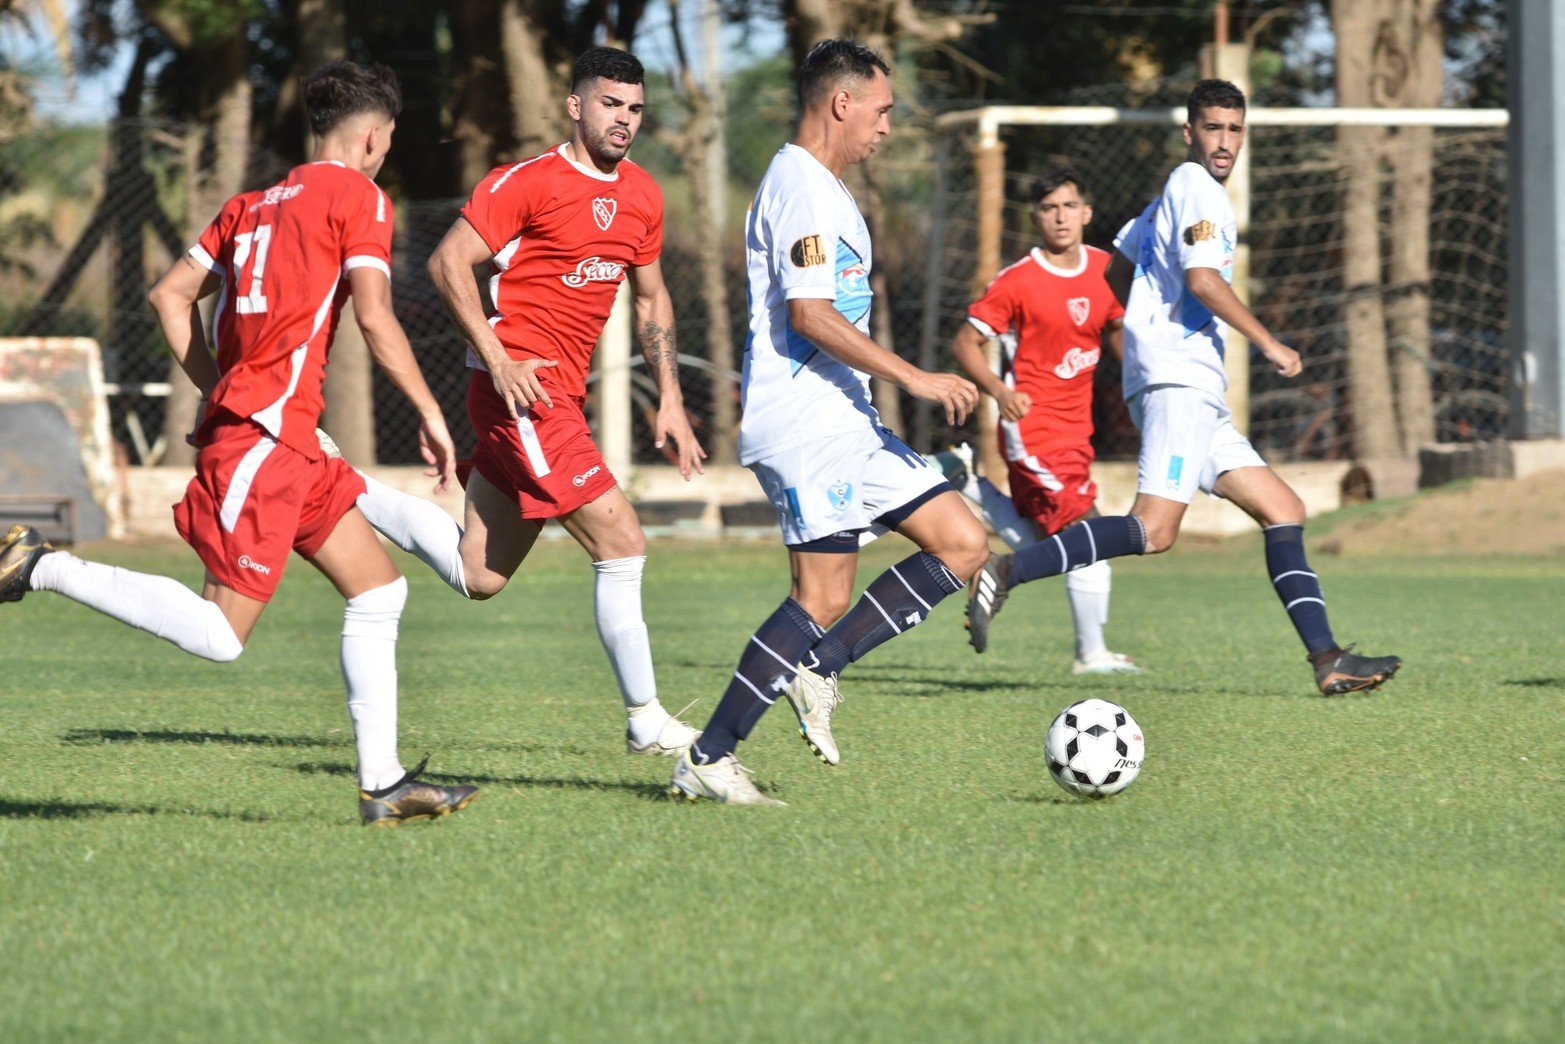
[459,145,664,398]
[967,245,1123,456]
[189,161,393,460]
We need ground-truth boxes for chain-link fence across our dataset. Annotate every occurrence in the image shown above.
[3,88,1508,468]
[929,87,1508,463]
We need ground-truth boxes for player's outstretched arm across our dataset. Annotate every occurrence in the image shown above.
[148,257,223,397]
[1185,266,1302,377]
[348,266,457,491]
[629,258,706,479]
[428,219,557,416]
[951,322,1030,421]
[788,298,979,425]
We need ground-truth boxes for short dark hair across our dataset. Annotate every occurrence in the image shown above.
[1029,165,1090,206]
[1186,78,1247,124]
[798,38,890,109]
[573,46,645,94]
[303,61,402,137]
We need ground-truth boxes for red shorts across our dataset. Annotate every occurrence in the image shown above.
[173,419,366,601]
[464,371,618,518]
[1002,441,1099,536]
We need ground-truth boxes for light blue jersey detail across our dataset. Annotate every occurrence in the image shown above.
[834,237,872,325]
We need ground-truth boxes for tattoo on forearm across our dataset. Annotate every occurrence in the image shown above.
[639,320,680,382]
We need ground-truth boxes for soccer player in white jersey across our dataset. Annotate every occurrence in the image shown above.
[965,79,1401,698]
[668,39,989,805]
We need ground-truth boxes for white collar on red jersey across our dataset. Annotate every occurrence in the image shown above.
[1030,246,1089,278]
[556,143,621,182]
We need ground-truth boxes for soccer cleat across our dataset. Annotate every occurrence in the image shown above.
[626,700,702,756]
[669,749,785,806]
[316,427,343,459]
[784,665,844,766]
[1071,650,1143,676]
[926,442,975,487]
[359,757,478,826]
[965,551,1014,654]
[1311,645,1402,696]
[0,524,54,604]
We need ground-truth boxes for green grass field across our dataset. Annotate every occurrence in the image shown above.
[3,533,1562,1041]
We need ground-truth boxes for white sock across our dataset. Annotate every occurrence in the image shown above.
[592,556,669,742]
[1065,559,1113,661]
[356,474,469,597]
[976,477,1037,550]
[342,577,408,791]
[28,551,243,661]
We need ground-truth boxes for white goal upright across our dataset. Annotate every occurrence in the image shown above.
[930,103,1510,469]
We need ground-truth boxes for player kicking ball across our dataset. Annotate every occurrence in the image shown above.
[668,40,988,805]
[934,166,1140,675]
[349,47,707,757]
[965,79,1400,697]
[0,62,476,824]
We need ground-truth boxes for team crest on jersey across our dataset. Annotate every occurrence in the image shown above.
[826,482,855,512]
[592,197,617,231]
[1067,296,1091,327]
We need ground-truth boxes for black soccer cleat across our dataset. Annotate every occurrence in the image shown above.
[0,524,54,603]
[965,551,1015,654]
[359,756,478,826]
[1311,645,1402,696]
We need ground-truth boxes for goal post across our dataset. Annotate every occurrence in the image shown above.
[932,104,1510,472]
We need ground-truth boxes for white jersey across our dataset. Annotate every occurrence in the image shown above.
[1113,161,1237,401]
[738,144,879,464]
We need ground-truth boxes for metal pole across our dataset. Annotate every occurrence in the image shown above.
[1508,0,1565,437]
[1213,41,1252,435]
[598,281,635,480]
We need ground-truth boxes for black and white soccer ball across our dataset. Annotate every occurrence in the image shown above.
[1045,698,1144,798]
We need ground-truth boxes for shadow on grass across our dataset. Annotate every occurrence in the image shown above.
[291,762,670,800]
[0,798,272,822]
[1503,678,1563,688]
[63,728,342,748]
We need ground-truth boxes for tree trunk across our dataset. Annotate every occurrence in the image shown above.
[163,33,252,468]
[451,0,514,186]
[1380,0,1442,453]
[1332,0,1399,461]
[501,0,568,157]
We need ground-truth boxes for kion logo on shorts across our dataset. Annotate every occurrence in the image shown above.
[237,555,272,576]
[573,465,603,487]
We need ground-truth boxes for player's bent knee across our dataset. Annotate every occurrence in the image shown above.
[1136,516,1180,555]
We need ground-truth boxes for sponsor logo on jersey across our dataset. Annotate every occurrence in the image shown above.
[1054,345,1101,380]
[592,197,617,231]
[562,256,626,287]
[237,554,271,576]
[249,184,304,211]
[572,465,603,487]
[790,234,827,268]
[1165,454,1185,492]
[1183,219,1216,245]
[826,482,855,512]
[1067,296,1091,327]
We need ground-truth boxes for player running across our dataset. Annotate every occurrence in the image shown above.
[964,79,1400,697]
[668,40,988,805]
[351,47,707,757]
[0,61,477,824]
[934,166,1139,674]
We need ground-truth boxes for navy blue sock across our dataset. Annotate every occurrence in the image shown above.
[1010,515,1146,585]
[691,597,822,764]
[1264,524,1336,655]
[810,552,965,678]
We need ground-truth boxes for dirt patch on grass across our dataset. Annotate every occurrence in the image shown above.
[1307,469,1565,557]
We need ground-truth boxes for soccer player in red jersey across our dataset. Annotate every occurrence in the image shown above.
[940,167,1140,673]
[0,62,478,826]
[354,47,708,756]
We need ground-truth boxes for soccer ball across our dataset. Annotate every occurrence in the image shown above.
[1045,698,1144,798]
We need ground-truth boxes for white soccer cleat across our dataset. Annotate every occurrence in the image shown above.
[669,749,785,806]
[1071,650,1143,676]
[784,666,844,766]
[626,700,701,756]
[316,426,343,460]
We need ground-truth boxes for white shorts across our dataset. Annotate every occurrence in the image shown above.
[1129,384,1266,504]
[750,425,949,548]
